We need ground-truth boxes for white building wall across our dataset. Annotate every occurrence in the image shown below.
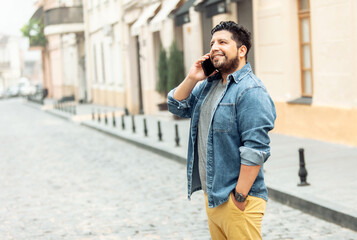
[84,0,124,104]
[182,8,204,76]
[62,34,78,88]
[0,36,22,89]
[311,0,357,108]
[253,0,301,102]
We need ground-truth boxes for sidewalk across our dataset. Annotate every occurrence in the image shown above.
[28,100,357,232]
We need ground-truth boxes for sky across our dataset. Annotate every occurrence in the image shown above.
[0,0,41,61]
[0,0,37,36]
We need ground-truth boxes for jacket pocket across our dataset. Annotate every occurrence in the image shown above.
[212,103,235,133]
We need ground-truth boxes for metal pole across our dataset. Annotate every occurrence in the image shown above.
[158,121,162,141]
[175,124,180,147]
[298,148,310,186]
[131,115,136,133]
[121,115,125,130]
[143,118,148,137]
[104,111,108,125]
[112,112,116,127]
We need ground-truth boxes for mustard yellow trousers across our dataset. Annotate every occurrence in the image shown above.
[204,194,266,240]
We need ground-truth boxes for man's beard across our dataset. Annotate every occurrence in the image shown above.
[212,54,239,74]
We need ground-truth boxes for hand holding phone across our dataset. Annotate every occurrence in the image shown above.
[201,58,217,76]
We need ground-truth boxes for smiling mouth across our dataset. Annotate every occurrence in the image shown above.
[212,54,224,60]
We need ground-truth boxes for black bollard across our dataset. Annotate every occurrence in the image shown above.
[143,118,148,137]
[298,148,310,186]
[175,124,180,147]
[158,121,162,141]
[98,110,101,123]
[121,115,125,130]
[92,108,95,121]
[104,111,108,125]
[131,115,136,133]
[112,112,116,127]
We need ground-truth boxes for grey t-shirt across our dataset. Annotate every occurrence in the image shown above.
[198,80,226,193]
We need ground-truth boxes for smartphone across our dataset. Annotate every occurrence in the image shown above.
[201,58,217,76]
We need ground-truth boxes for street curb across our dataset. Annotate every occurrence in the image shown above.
[38,107,357,232]
[80,122,187,166]
[267,188,357,231]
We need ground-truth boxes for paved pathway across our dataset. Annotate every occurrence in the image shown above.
[0,98,356,239]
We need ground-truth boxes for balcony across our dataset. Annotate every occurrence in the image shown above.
[44,6,84,36]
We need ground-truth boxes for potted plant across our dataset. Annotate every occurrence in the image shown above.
[156,46,169,111]
[167,41,185,119]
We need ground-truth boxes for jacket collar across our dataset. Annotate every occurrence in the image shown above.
[228,62,252,84]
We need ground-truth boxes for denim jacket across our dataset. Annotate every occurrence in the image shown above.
[167,63,276,208]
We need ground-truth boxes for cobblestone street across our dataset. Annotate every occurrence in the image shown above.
[0,99,356,240]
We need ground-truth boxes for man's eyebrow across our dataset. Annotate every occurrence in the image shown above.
[210,38,228,45]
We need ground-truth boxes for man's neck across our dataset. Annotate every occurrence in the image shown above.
[221,59,246,84]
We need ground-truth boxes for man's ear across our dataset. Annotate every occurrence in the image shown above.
[239,45,247,58]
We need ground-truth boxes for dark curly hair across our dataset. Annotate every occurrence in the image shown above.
[211,21,252,60]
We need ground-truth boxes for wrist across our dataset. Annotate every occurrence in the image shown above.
[185,76,200,85]
[235,187,248,198]
[233,189,247,202]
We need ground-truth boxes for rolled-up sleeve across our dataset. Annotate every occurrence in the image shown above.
[167,88,191,109]
[167,83,205,119]
[237,87,276,166]
[239,146,269,166]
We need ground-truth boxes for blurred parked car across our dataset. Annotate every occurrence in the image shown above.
[17,77,36,96]
[19,82,36,96]
[0,87,4,99]
[35,83,43,94]
[5,86,20,98]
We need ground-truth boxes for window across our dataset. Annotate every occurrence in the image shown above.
[87,0,92,10]
[101,42,106,83]
[93,45,98,83]
[298,0,313,97]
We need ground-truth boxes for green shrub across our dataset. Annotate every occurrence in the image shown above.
[21,19,46,47]
[156,46,168,97]
[167,41,185,92]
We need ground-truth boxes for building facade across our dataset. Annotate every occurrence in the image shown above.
[126,0,357,146]
[32,0,86,100]
[253,0,357,146]
[29,0,357,146]
[0,35,22,91]
[83,0,126,107]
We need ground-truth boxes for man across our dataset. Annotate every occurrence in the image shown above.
[167,21,276,239]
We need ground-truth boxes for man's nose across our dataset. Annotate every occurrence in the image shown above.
[210,43,219,53]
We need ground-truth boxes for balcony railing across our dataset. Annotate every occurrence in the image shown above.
[44,6,83,26]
